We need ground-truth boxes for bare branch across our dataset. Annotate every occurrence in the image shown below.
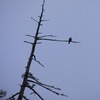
[31,17,39,23]
[38,37,81,44]
[25,34,80,44]
[34,59,44,67]
[38,37,68,42]
[24,41,33,45]
[25,34,39,40]
[33,55,44,67]
[27,85,44,100]
[25,34,34,38]
[8,92,19,100]
[27,80,68,97]
[28,74,39,82]
[29,78,61,90]
[71,41,81,43]
[39,35,56,38]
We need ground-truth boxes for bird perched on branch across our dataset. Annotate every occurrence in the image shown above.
[68,37,72,44]
[68,37,80,44]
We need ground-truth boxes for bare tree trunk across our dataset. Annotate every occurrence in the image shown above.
[17,1,45,100]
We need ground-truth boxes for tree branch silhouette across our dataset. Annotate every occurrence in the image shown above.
[17,0,46,99]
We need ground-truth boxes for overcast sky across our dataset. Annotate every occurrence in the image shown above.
[0,0,100,100]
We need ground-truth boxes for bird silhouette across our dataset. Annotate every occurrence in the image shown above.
[68,37,72,44]
[68,37,80,44]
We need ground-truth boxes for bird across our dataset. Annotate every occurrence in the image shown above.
[68,37,72,44]
[68,37,80,44]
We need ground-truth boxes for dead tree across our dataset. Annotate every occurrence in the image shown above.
[7,0,81,99]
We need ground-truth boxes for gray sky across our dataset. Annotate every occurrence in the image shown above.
[0,0,100,100]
